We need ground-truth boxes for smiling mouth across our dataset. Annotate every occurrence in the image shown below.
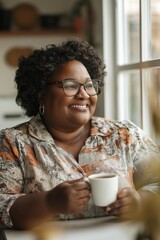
[70,104,88,111]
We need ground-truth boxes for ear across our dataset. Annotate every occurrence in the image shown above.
[37,90,46,105]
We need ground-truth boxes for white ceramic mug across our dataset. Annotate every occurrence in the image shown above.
[85,173,118,207]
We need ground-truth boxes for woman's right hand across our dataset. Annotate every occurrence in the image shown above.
[46,178,91,215]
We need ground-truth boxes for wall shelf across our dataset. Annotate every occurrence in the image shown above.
[0,29,76,36]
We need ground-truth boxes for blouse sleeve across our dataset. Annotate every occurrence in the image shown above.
[0,129,25,228]
[127,121,160,194]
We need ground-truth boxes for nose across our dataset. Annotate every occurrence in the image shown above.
[75,85,89,99]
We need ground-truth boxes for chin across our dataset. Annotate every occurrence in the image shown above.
[73,115,91,126]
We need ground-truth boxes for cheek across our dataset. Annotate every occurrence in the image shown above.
[44,92,69,112]
[91,96,98,106]
[44,99,66,122]
[43,92,57,112]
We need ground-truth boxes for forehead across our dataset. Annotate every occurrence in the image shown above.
[50,60,90,81]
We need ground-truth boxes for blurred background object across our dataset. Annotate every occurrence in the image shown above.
[11,3,39,30]
[5,46,34,67]
[40,14,65,29]
[0,1,10,30]
[70,0,95,45]
[136,194,160,240]
[149,72,160,140]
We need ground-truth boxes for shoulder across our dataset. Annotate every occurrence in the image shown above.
[93,116,143,132]
[0,120,30,145]
[92,116,159,152]
[92,116,139,133]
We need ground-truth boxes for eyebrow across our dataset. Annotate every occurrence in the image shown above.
[46,78,92,85]
[61,78,92,82]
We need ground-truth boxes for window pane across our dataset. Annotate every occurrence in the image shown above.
[143,68,160,144]
[118,70,141,126]
[150,0,160,58]
[116,0,140,64]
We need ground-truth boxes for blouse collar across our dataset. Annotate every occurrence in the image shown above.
[28,115,113,142]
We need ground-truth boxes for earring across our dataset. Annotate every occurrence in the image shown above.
[39,105,45,115]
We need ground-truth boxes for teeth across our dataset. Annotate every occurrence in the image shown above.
[71,105,87,109]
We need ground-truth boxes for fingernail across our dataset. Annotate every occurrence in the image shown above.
[106,207,111,211]
[84,177,89,183]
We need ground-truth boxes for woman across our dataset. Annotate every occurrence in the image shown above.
[0,38,159,230]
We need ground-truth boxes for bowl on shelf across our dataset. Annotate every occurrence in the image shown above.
[11,3,39,30]
[5,47,34,67]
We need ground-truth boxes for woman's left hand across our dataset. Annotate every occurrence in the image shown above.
[105,187,142,220]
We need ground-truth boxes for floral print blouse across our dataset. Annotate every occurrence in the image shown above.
[0,115,160,228]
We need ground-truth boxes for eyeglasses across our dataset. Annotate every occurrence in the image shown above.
[47,79,100,97]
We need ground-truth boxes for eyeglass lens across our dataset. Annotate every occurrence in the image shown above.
[63,81,98,96]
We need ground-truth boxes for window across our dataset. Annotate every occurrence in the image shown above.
[104,0,160,143]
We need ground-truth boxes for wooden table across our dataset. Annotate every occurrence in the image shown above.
[4,216,144,240]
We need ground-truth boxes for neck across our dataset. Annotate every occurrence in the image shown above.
[43,120,91,145]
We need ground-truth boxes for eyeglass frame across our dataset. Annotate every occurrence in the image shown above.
[46,78,101,96]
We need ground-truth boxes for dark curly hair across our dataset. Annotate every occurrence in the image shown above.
[15,38,106,117]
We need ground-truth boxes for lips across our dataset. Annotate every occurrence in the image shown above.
[69,104,88,111]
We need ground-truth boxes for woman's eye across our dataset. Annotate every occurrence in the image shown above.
[86,83,93,88]
[64,82,77,89]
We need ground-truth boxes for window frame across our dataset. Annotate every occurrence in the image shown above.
[103,0,160,140]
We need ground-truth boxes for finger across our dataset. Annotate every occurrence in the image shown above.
[111,207,137,220]
[71,181,90,191]
[117,188,131,198]
[71,197,90,214]
[78,196,90,207]
[67,177,90,190]
[77,189,91,199]
[106,196,131,211]
[118,189,141,208]
[118,196,133,206]
[68,177,84,184]
[108,205,130,217]
[65,195,90,214]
